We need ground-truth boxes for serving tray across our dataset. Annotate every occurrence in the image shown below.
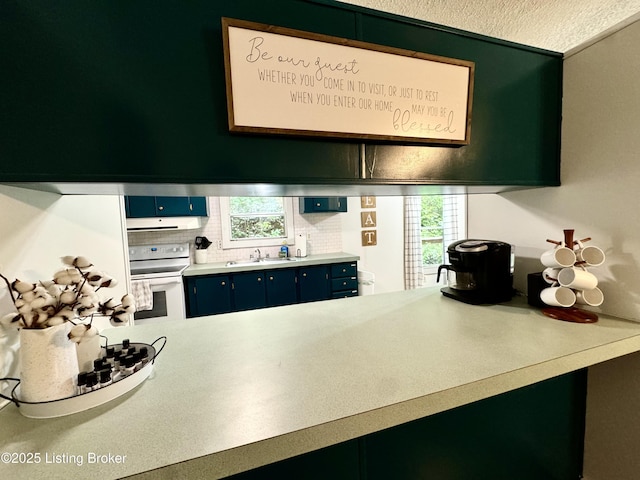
[10,338,165,419]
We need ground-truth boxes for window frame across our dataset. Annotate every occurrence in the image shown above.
[219,197,296,249]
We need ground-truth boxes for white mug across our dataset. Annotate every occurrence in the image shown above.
[540,286,576,307]
[542,267,561,285]
[540,246,576,268]
[575,287,604,307]
[575,242,605,267]
[557,266,598,290]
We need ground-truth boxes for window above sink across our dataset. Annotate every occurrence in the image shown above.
[219,197,295,249]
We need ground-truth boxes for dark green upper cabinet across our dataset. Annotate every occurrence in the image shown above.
[0,0,561,192]
[300,197,347,213]
[357,14,562,186]
[125,196,208,217]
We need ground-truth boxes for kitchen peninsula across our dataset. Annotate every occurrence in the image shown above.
[2,288,640,479]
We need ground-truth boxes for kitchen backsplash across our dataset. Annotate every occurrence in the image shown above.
[127,197,343,263]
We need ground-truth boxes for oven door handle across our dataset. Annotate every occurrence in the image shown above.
[135,277,183,286]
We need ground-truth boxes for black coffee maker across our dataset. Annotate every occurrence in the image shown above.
[437,239,514,304]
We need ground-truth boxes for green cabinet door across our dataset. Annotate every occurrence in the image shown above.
[300,198,348,213]
[232,272,267,312]
[298,266,330,303]
[185,275,232,318]
[265,269,298,307]
[125,196,208,217]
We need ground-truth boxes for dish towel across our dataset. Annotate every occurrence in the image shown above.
[131,280,153,311]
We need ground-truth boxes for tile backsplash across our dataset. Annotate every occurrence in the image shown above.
[127,197,343,263]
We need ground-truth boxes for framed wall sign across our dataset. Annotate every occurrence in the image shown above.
[222,18,475,145]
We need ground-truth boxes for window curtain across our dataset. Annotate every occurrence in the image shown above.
[442,195,461,257]
[404,196,424,289]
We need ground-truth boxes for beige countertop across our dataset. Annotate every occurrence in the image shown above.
[2,288,640,479]
[183,252,360,276]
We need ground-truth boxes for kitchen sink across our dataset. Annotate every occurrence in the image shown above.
[225,258,298,267]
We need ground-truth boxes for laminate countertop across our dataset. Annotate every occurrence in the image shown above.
[183,252,360,276]
[2,288,640,479]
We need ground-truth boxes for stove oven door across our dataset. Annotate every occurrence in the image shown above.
[132,275,185,324]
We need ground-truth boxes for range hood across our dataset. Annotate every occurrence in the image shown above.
[126,216,202,232]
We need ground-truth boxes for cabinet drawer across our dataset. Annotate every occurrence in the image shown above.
[331,289,358,299]
[331,277,358,292]
[331,263,357,278]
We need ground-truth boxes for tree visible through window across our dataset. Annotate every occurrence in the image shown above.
[421,196,445,266]
[220,197,295,249]
[229,197,285,240]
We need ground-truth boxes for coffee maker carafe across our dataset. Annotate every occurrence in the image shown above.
[437,239,514,304]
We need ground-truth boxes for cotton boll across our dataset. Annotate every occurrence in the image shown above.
[101,277,116,288]
[30,297,47,309]
[85,271,104,285]
[79,295,96,308]
[0,312,20,328]
[77,305,98,317]
[121,294,135,309]
[60,290,76,304]
[45,282,62,297]
[68,270,84,284]
[69,323,88,338]
[73,256,93,269]
[33,312,49,325]
[58,307,75,320]
[16,300,32,314]
[53,270,73,285]
[84,325,99,337]
[12,280,35,294]
[60,256,76,266]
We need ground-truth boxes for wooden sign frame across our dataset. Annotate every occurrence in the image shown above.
[222,17,474,145]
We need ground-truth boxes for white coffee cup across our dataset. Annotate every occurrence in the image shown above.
[575,287,604,307]
[557,266,598,290]
[575,242,605,267]
[542,267,561,285]
[540,246,576,268]
[540,286,576,307]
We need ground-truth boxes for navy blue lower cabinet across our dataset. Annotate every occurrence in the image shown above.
[185,276,231,318]
[298,266,330,303]
[266,269,298,307]
[232,272,267,312]
[330,262,359,298]
[184,261,358,317]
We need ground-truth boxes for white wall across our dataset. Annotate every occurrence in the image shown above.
[341,196,405,294]
[0,186,129,404]
[467,19,640,480]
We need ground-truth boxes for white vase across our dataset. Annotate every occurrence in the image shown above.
[76,333,102,372]
[19,322,80,402]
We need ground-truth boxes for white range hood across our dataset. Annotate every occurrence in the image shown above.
[126,216,202,232]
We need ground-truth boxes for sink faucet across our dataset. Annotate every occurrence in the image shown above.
[254,248,262,260]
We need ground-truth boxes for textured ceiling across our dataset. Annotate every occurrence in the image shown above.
[337,0,640,53]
